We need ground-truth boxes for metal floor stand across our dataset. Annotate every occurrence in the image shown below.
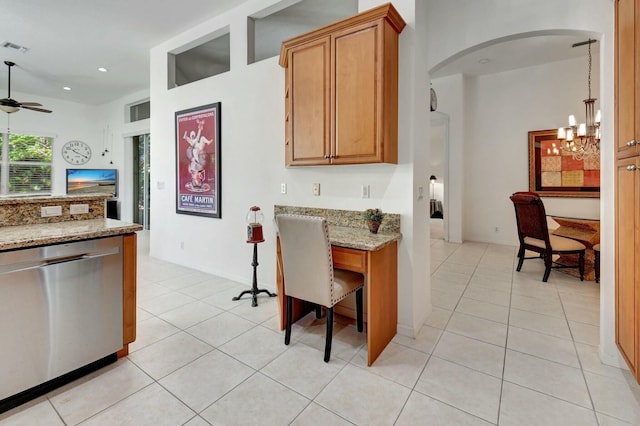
[232,243,276,307]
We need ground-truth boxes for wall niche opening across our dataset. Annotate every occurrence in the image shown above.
[247,0,357,64]
[168,28,230,89]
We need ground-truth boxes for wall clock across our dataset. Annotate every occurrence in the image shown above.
[62,140,92,165]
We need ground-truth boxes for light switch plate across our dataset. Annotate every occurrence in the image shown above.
[312,183,320,196]
[280,183,287,194]
[41,206,62,217]
[70,204,89,214]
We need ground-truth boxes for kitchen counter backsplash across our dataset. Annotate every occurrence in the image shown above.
[274,205,400,233]
[0,195,110,226]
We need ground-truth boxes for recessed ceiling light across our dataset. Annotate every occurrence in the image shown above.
[478,58,491,64]
[63,86,71,91]
[97,67,108,72]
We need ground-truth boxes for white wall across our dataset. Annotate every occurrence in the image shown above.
[425,0,620,368]
[149,0,429,336]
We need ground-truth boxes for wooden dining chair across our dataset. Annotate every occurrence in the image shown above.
[509,192,586,282]
[275,214,364,362]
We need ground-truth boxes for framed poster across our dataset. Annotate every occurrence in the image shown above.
[175,102,221,217]
[528,129,600,198]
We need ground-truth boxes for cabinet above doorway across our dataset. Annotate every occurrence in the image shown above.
[279,3,406,166]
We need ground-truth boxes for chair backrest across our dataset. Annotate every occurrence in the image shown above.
[509,192,551,247]
[275,214,334,307]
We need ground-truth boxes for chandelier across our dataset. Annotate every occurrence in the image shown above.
[551,39,601,160]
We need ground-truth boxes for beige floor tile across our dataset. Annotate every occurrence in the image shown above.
[499,382,598,426]
[415,356,501,423]
[290,402,353,425]
[509,308,572,340]
[597,412,639,426]
[507,326,580,368]
[219,325,288,369]
[431,288,463,310]
[351,342,429,388]
[128,316,180,352]
[229,294,279,324]
[297,320,366,362]
[585,371,640,424]
[137,282,173,302]
[446,312,507,347]
[433,331,504,378]
[392,324,443,354]
[510,294,565,318]
[48,359,153,425]
[504,349,592,408]
[127,331,213,380]
[0,397,64,425]
[466,275,512,292]
[575,343,636,383]
[183,416,212,426]
[511,280,560,300]
[80,383,194,426]
[178,278,242,299]
[137,291,197,316]
[569,320,600,346]
[396,391,492,426]
[201,285,256,310]
[159,349,254,413]
[186,311,255,347]
[315,364,410,425]
[463,285,511,306]
[200,373,309,425]
[262,342,346,398]
[563,303,600,326]
[157,271,212,290]
[455,297,509,324]
[424,306,452,329]
[158,300,223,329]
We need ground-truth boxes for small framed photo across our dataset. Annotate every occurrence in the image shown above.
[175,102,222,218]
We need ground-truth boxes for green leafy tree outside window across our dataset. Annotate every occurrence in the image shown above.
[1,133,53,194]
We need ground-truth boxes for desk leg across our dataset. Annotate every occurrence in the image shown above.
[367,241,398,366]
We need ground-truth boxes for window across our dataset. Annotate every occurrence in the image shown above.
[0,131,53,195]
[129,100,150,122]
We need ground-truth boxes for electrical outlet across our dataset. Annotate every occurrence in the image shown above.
[40,206,62,217]
[280,183,287,194]
[418,186,424,200]
[312,183,320,196]
[361,184,370,198]
[180,241,185,250]
[70,204,89,214]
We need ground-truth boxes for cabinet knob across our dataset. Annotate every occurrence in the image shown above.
[627,165,637,171]
[627,140,637,147]
[330,155,336,159]
[324,155,329,159]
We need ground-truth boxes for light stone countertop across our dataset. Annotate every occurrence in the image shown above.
[0,219,143,251]
[328,225,401,251]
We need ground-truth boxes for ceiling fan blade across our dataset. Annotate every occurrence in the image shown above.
[19,102,43,107]
[21,105,52,113]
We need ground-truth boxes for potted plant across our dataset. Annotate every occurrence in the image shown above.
[363,208,384,234]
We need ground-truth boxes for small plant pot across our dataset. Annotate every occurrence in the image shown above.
[367,220,381,234]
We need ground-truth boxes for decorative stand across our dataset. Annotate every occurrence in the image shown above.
[232,206,276,307]
[233,243,276,307]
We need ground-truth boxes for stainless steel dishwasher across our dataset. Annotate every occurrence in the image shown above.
[0,236,123,404]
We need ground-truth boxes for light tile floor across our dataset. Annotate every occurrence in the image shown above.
[2,232,640,425]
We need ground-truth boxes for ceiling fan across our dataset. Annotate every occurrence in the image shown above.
[0,61,52,114]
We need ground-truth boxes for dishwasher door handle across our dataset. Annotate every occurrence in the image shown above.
[0,246,121,274]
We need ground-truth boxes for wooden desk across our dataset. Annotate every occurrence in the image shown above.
[550,216,600,281]
[276,231,399,366]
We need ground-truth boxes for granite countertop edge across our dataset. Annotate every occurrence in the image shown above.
[328,225,401,251]
[0,219,143,251]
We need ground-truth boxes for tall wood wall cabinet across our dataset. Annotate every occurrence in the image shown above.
[279,3,406,166]
[615,0,640,380]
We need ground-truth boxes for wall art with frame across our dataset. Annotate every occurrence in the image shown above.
[528,128,600,198]
[175,102,222,218]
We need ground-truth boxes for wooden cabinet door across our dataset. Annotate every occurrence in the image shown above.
[616,157,640,376]
[286,37,331,166]
[616,0,640,159]
[332,21,382,164]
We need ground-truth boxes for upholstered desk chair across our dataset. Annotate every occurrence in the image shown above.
[510,192,586,282]
[275,214,364,362]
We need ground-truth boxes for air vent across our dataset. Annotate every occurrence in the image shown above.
[1,41,29,53]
